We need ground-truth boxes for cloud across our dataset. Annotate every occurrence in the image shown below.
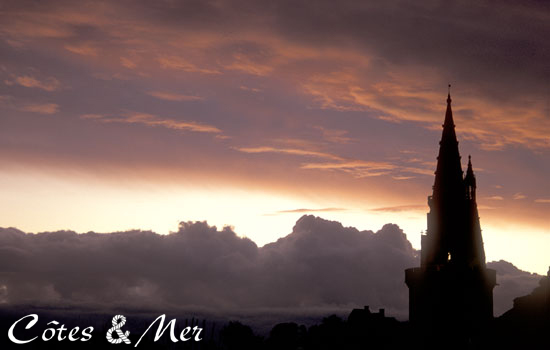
[224,53,274,76]
[313,126,354,144]
[275,208,346,214]
[246,145,413,179]
[120,57,137,69]
[0,217,414,319]
[0,216,539,320]
[392,176,415,180]
[485,196,504,201]
[157,55,221,74]
[240,85,262,93]
[487,260,543,316]
[7,75,61,91]
[0,95,14,104]
[301,160,396,178]
[64,44,98,56]
[81,112,221,134]
[370,205,425,213]
[0,0,547,153]
[235,144,432,179]
[147,91,204,102]
[235,146,342,161]
[303,69,550,151]
[513,193,526,200]
[20,102,59,114]
[534,199,550,203]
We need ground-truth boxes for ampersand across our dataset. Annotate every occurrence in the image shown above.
[106,314,131,345]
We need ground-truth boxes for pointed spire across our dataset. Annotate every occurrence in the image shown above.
[435,86,461,184]
[429,88,465,264]
[444,84,454,127]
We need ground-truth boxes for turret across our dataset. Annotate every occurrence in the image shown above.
[464,155,476,201]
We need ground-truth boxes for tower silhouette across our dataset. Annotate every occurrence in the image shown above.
[405,88,496,335]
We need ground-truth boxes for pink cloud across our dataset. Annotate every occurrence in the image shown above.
[235,146,341,160]
[147,91,204,102]
[120,57,137,69]
[157,56,221,75]
[11,75,60,91]
[20,103,59,114]
[64,44,99,56]
[81,112,221,134]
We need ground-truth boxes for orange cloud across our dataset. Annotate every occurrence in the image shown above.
[147,91,204,102]
[235,146,341,160]
[157,56,221,75]
[224,53,274,76]
[64,44,99,56]
[20,103,59,114]
[301,160,395,178]
[302,69,550,151]
[81,112,221,134]
[120,57,137,69]
[0,16,73,39]
[392,176,416,180]
[275,208,346,214]
[10,75,61,91]
[235,144,434,180]
[313,125,354,144]
[240,85,262,93]
[370,205,425,213]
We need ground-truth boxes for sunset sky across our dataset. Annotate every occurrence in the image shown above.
[0,0,548,274]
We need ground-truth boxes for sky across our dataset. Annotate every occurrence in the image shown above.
[0,0,548,274]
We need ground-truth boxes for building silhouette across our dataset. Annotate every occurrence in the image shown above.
[405,89,496,336]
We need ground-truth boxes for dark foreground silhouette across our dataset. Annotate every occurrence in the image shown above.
[1,275,548,350]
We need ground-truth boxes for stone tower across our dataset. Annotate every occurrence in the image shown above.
[405,89,496,331]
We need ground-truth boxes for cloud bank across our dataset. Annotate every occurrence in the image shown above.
[0,216,541,319]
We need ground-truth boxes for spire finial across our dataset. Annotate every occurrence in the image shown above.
[447,84,452,104]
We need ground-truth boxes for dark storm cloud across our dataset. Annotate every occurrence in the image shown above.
[130,0,549,96]
[1,0,548,160]
[487,259,543,316]
[0,216,541,318]
[3,0,548,95]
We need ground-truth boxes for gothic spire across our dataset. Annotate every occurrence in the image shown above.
[445,84,453,127]
[433,85,463,201]
[425,87,467,265]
